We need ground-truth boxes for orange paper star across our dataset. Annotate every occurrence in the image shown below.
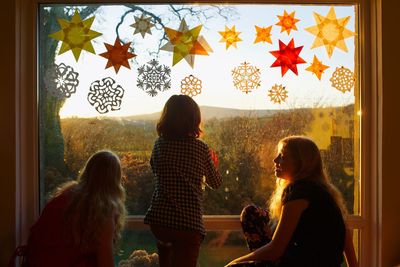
[161,19,212,68]
[219,25,242,49]
[270,38,306,76]
[254,25,273,44]
[276,10,300,35]
[99,38,136,73]
[306,55,329,80]
[305,7,356,57]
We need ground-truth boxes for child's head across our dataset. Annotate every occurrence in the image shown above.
[275,135,324,182]
[157,94,202,139]
[68,150,125,247]
[79,150,123,197]
[269,135,347,221]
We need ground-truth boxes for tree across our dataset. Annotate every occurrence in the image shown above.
[39,4,237,204]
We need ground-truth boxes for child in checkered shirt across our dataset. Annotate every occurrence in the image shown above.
[144,94,222,267]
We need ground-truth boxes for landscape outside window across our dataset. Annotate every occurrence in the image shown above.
[39,4,359,266]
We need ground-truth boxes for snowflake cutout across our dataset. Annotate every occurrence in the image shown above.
[268,84,288,104]
[87,77,124,114]
[137,59,171,97]
[330,66,356,93]
[231,62,261,94]
[45,63,79,98]
[181,75,202,97]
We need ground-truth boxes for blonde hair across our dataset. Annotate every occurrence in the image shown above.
[268,136,348,222]
[56,150,126,250]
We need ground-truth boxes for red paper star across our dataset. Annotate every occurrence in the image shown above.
[100,38,136,73]
[270,39,306,76]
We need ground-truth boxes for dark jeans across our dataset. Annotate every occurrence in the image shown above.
[150,225,202,267]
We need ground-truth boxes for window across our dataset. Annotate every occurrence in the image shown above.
[20,1,376,266]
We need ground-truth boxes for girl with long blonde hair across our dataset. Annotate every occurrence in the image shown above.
[27,150,126,267]
[226,136,358,267]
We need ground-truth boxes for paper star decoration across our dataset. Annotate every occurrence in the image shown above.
[254,25,273,44]
[49,10,102,61]
[270,39,306,76]
[181,75,202,97]
[276,10,300,35]
[231,62,261,94]
[305,7,356,58]
[161,19,213,68]
[130,14,154,38]
[268,84,288,104]
[306,55,329,80]
[330,66,356,93]
[99,38,136,73]
[219,25,242,49]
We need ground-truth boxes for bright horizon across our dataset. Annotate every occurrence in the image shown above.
[40,4,357,118]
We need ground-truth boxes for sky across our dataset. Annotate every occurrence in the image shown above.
[41,4,357,118]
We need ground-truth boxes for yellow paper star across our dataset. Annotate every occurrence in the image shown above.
[161,19,213,68]
[219,25,242,49]
[276,10,300,35]
[130,14,154,38]
[306,55,329,80]
[305,7,356,58]
[254,25,273,44]
[49,10,102,61]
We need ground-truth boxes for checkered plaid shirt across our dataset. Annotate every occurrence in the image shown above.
[144,137,222,236]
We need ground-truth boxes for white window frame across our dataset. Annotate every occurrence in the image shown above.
[15,0,381,266]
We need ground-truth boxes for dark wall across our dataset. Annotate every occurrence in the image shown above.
[0,0,16,265]
[381,0,400,266]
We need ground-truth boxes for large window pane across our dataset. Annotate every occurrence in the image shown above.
[39,4,360,216]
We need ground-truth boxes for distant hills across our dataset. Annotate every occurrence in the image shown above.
[121,106,278,121]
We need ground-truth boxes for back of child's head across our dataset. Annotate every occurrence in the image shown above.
[66,150,126,248]
[78,150,123,198]
[157,94,202,139]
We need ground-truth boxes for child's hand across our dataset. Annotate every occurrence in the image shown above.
[209,149,219,168]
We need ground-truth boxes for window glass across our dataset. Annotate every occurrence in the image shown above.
[39,4,360,216]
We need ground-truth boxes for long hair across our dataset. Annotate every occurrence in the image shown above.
[156,94,202,139]
[56,150,126,250]
[268,136,348,222]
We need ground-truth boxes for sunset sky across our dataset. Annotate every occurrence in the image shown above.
[41,4,357,118]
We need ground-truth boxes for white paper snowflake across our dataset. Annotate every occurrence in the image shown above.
[45,63,79,98]
[231,62,261,94]
[330,66,356,93]
[268,84,288,104]
[137,59,171,97]
[181,75,202,97]
[87,77,124,114]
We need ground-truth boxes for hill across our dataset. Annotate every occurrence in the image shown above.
[121,105,278,121]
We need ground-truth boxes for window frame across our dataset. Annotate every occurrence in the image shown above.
[15,0,381,266]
